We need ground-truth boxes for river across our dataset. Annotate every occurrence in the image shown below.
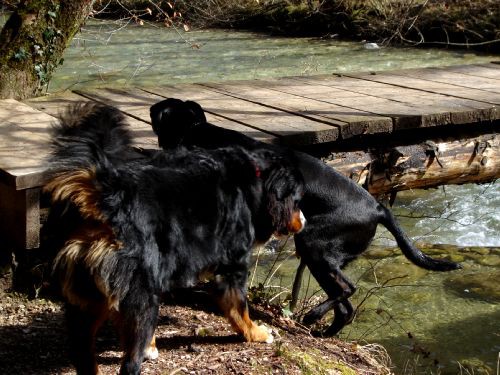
[41,18,500,375]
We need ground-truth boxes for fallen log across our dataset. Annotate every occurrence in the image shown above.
[324,133,499,196]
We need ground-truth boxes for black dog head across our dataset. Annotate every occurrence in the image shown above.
[149,98,205,149]
[249,149,305,242]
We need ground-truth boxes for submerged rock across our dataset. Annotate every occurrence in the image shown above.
[444,270,500,302]
[361,258,428,283]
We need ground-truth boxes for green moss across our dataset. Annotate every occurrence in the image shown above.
[277,345,357,375]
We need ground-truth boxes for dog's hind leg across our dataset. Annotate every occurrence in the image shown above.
[302,299,336,326]
[116,292,160,375]
[324,300,355,336]
[65,302,109,375]
[301,263,356,335]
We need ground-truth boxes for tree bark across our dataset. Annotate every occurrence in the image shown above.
[325,133,499,196]
[0,0,95,100]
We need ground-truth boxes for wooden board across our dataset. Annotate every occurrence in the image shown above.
[140,85,341,146]
[440,63,500,80]
[292,73,497,129]
[200,81,393,140]
[28,91,159,150]
[0,183,40,249]
[386,66,500,94]
[349,69,500,106]
[75,87,279,144]
[269,76,447,130]
[0,99,55,189]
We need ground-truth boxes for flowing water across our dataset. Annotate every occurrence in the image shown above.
[254,183,499,375]
[45,19,498,92]
[22,17,500,374]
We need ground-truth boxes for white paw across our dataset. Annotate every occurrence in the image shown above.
[260,325,274,344]
[144,346,159,361]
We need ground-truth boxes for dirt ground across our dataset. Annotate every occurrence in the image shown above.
[0,272,392,375]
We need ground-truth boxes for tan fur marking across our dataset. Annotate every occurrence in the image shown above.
[217,288,272,342]
[54,222,121,311]
[45,168,106,222]
[288,210,304,233]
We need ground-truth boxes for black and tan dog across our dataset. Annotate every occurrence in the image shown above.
[45,102,305,374]
[149,98,462,337]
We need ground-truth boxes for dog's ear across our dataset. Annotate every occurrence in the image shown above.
[251,150,304,234]
[185,100,207,124]
[150,98,184,134]
[265,165,299,235]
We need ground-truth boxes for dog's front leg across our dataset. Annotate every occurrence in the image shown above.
[214,276,273,343]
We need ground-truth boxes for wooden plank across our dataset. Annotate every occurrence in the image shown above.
[293,74,497,128]
[138,85,341,146]
[76,87,278,145]
[386,66,500,94]
[0,99,55,189]
[200,81,393,140]
[352,68,500,106]
[27,92,159,150]
[349,70,500,106]
[77,87,276,144]
[24,92,90,117]
[0,183,40,249]
[441,63,500,80]
[271,76,448,130]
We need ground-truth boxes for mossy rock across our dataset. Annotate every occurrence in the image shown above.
[464,253,500,266]
[361,259,428,283]
[364,247,397,259]
[444,270,500,303]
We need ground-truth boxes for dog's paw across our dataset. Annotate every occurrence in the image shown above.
[144,346,159,361]
[262,325,274,344]
[250,324,274,344]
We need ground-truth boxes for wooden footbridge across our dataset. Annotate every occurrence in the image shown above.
[1,63,499,250]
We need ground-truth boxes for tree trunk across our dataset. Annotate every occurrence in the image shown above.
[325,133,500,196]
[0,0,95,100]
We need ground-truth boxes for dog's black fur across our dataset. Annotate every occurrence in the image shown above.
[149,98,462,336]
[45,102,305,374]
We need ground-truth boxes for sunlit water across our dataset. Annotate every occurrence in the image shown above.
[46,19,498,91]
[254,182,499,375]
[6,15,498,374]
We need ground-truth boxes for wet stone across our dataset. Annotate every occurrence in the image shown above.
[361,259,428,283]
[445,254,466,263]
[464,253,500,266]
[469,247,491,255]
[364,247,396,259]
[444,270,500,302]
[476,255,500,267]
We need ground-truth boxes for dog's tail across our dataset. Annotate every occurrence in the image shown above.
[45,102,132,222]
[379,205,461,271]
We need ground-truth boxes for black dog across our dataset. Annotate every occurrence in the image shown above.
[45,102,305,374]
[149,98,461,336]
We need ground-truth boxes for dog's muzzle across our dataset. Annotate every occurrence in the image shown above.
[288,209,306,234]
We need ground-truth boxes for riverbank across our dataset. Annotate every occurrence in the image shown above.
[0,274,392,374]
[94,0,500,52]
